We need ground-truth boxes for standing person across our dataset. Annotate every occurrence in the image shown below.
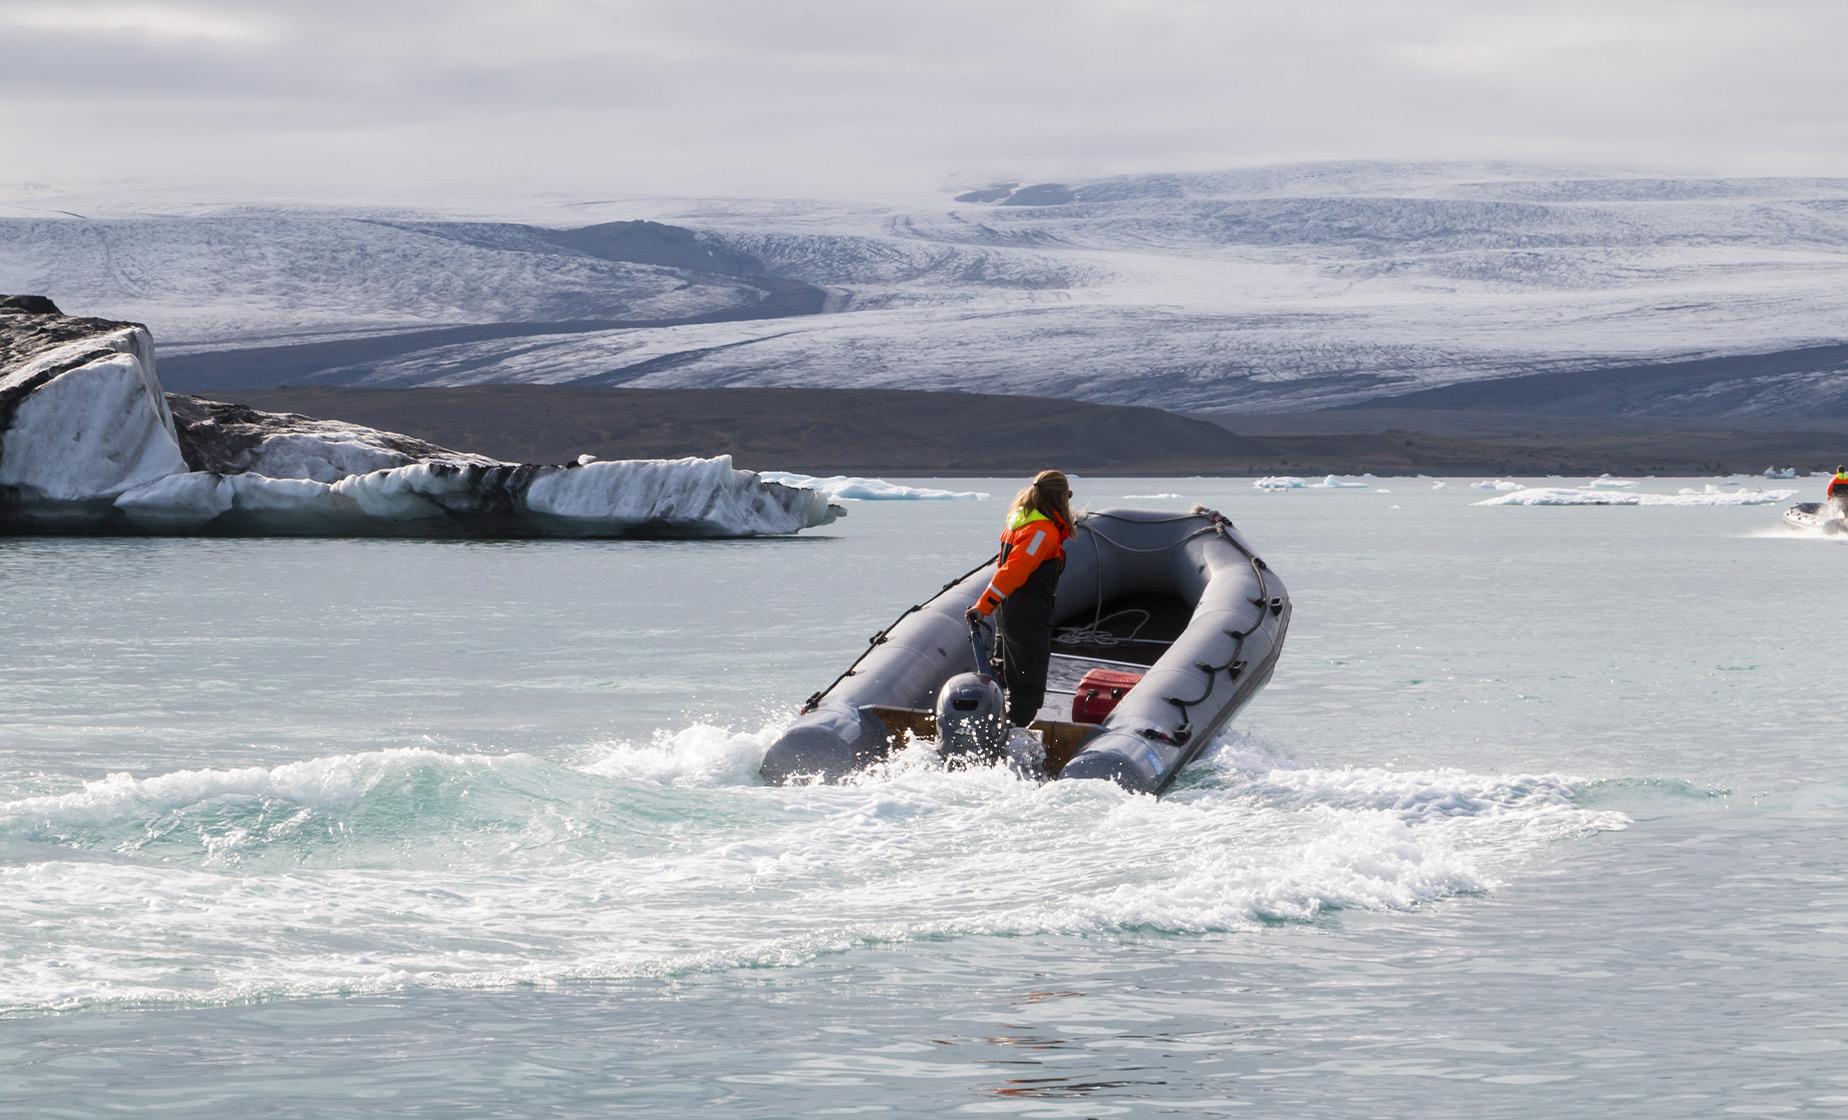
[1829,466,1848,518]
[965,470,1074,727]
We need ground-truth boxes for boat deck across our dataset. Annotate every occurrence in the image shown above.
[1035,592,1192,724]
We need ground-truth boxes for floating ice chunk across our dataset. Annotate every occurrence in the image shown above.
[526,457,845,533]
[1471,479,1524,491]
[110,458,842,536]
[1587,474,1640,490]
[0,343,186,503]
[115,471,234,529]
[239,431,425,483]
[116,472,348,531]
[330,460,476,520]
[1310,475,1369,489]
[1477,487,1798,507]
[1122,492,1182,500]
[1253,476,1307,491]
[225,473,349,519]
[1431,481,1448,490]
[166,395,497,483]
[3,305,840,538]
[1764,466,1798,479]
[757,471,988,501]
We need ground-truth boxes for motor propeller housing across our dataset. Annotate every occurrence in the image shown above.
[934,672,1008,765]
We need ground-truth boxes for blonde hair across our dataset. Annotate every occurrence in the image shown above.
[1011,469,1072,527]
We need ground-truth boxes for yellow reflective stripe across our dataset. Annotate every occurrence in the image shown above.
[1006,508,1051,531]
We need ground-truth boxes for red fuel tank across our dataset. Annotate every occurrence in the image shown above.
[1072,667,1144,724]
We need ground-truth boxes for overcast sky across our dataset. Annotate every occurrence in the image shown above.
[4,0,1844,200]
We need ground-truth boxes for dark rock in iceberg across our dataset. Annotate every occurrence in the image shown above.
[165,395,492,481]
[0,295,64,315]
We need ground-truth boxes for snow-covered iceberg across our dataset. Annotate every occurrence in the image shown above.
[1475,486,1797,507]
[1255,474,1368,492]
[1,297,841,537]
[757,471,988,501]
[1471,479,1525,491]
[1253,476,1307,491]
[1587,474,1640,490]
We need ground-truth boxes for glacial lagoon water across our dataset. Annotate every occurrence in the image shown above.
[3,477,1846,1117]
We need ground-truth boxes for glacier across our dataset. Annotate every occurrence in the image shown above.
[7,162,1846,417]
[0,298,841,538]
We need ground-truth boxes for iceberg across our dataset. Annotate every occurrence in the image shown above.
[1,297,841,538]
[1253,476,1307,491]
[756,472,988,501]
[1471,479,1524,491]
[1763,466,1798,479]
[1587,474,1640,490]
[1255,475,1367,491]
[1476,487,1797,507]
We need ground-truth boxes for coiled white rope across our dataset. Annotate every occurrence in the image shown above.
[1055,608,1152,649]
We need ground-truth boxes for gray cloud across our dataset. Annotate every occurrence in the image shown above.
[3,0,1844,199]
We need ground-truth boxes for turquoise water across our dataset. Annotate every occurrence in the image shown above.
[3,478,1845,1116]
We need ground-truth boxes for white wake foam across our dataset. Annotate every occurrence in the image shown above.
[0,730,1630,1015]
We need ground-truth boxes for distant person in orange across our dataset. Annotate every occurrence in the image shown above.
[965,470,1074,727]
[1829,466,1848,518]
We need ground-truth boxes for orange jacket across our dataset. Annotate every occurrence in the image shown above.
[1830,473,1848,499]
[974,507,1072,616]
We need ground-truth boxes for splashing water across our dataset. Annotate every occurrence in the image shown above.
[0,725,1626,1016]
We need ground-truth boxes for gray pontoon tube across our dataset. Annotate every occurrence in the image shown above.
[760,507,1290,794]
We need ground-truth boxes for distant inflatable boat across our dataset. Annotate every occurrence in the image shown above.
[1784,502,1846,534]
[759,507,1291,794]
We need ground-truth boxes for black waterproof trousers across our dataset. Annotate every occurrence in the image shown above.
[997,599,1053,726]
[995,559,1062,727]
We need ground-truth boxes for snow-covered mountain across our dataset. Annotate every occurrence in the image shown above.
[5,162,1846,416]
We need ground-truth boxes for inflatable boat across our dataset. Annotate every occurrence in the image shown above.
[1784,502,1846,534]
[760,506,1290,794]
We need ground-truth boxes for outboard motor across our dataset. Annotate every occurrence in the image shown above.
[934,621,1008,765]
